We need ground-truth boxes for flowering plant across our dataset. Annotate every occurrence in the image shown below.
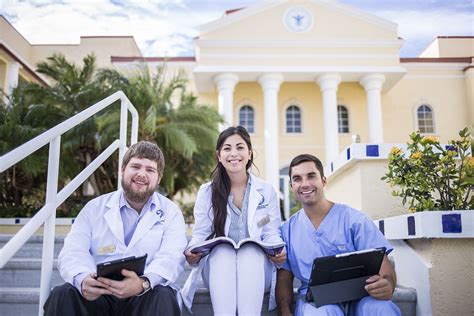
[382,127,473,212]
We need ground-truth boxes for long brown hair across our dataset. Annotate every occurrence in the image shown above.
[208,126,254,238]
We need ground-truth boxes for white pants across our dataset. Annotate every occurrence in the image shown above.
[202,243,273,316]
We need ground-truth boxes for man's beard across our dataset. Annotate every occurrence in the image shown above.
[122,178,158,204]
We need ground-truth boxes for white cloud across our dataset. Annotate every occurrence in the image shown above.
[1,0,472,57]
[379,9,472,39]
[375,9,473,55]
[1,0,224,56]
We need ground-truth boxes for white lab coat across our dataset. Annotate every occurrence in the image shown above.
[180,174,283,310]
[58,190,187,289]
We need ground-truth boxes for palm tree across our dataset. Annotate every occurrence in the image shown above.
[0,83,48,214]
[23,53,108,195]
[96,65,222,197]
[1,56,221,217]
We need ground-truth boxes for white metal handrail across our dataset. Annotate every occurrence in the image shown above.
[0,90,138,315]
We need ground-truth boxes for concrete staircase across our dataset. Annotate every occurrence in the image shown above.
[0,235,65,316]
[0,234,417,315]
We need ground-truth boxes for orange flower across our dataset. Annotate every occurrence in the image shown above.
[410,152,423,159]
[390,147,403,156]
[421,136,439,145]
[467,157,474,168]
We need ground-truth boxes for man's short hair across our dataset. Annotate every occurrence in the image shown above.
[289,154,325,180]
[121,141,165,176]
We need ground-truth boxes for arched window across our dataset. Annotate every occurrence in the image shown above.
[337,105,349,133]
[239,105,254,133]
[417,105,435,133]
[286,105,301,133]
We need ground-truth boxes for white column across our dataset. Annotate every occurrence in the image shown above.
[214,73,239,130]
[258,73,283,192]
[360,74,385,143]
[316,74,341,164]
[6,61,21,96]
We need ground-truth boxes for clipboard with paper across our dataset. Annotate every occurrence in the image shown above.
[306,247,386,307]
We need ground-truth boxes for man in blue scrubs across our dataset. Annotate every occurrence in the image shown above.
[276,154,400,315]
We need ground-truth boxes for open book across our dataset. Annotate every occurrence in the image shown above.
[188,237,285,257]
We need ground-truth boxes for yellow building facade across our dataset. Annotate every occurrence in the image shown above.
[115,1,473,196]
[1,4,473,314]
[0,15,142,93]
[1,0,473,195]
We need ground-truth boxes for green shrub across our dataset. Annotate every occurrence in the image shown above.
[382,127,473,212]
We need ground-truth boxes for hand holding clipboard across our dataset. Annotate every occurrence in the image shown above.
[306,247,386,307]
[96,254,147,281]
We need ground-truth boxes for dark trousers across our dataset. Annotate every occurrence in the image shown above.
[43,283,180,316]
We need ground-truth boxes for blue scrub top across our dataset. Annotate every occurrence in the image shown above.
[281,203,393,296]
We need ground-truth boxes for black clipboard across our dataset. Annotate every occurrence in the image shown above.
[96,254,147,281]
[306,247,386,307]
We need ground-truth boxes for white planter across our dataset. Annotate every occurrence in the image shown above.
[0,218,76,225]
[375,210,474,316]
[374,210,473,239]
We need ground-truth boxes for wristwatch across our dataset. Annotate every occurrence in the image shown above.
[141,277,151,293]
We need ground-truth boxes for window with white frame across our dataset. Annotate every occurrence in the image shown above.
[337,105,349,133]
[239,105,254,133]
[417,104,435,133]
[286,105,301,133]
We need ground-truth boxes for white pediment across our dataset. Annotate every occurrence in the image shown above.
[199,0,399,41]
[193,0,405,93]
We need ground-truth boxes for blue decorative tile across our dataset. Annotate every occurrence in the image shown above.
[346,148,351,160]
[445,145,458,157]
[15,218,20,224]
[442,213,462,233]
[366,145,379,157]
[378,220,385,235]
[407,216,416,235]
[331,162,334,172]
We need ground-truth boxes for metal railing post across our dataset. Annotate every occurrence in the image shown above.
[117,97,128,189]
[0,91,139,314]
[129,99,138,145]
[38,136,61,315]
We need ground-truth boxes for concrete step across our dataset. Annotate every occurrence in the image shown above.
[0,287,39,316]
[0,234,416,316]
[0,288,288,316]
[183,285,416,316]
[0,258,192,288]
[0,285,416,316]
[0,259,64,288]
[392,285,417,316]
[0,235,65,259]
[182,290,277,316]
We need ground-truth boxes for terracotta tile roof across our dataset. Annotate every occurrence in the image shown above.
[225,8,244,15]
[80,36,135,39]
[436,36,474,39]
[400,57,472,63]
[111,56,195,62]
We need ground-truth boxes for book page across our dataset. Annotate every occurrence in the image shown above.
[237,238,285,256]
[188,237,236,256]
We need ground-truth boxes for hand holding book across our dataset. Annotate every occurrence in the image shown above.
[268,250,287,266]
[187,237,285,258]
[184,249,203,265]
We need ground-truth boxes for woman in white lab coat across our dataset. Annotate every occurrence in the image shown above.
[180,126,286,315]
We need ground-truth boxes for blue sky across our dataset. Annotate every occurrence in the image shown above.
[1,0,472,57]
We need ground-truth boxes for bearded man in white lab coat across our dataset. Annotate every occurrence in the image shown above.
[44,141,187,316]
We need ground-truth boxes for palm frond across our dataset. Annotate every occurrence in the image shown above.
[156,124,197,159]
